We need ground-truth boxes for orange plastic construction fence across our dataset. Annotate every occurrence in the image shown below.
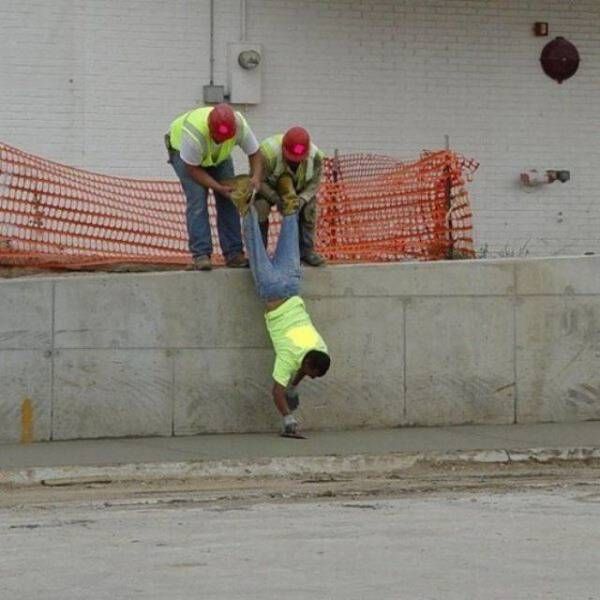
[0,142,477,270]
[318,151,478,262]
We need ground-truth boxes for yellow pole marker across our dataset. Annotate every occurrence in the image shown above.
[21,398,34,444]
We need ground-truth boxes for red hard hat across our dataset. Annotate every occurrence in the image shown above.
[282,127,310,163]
[208,104,237,143]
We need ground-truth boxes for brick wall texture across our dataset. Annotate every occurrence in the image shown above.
[1,0,599,256]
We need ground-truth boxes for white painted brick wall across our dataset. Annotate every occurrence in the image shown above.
[1,0,599,256]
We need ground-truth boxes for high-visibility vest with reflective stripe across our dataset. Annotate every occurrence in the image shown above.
[169,107,238,167]
[260,134,322,191]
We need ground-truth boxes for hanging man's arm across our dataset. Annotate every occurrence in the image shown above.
[272,381,292,416]
[273,381,299,434]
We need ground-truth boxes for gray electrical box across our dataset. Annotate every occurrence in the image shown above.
[203,84,225,104]
[228,43,262,104]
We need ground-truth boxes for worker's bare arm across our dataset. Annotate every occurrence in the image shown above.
[185,163,233,198]
[248,151,264,191]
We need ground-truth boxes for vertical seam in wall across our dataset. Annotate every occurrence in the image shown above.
[402,299,407,423]
[512,264,518,424]
[171,350,176,437]
[50,282,56,440]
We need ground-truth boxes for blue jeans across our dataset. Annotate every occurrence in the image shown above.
[170,151,243,259]
[243,207,301,301]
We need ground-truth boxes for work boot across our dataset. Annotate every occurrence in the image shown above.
[301,250,326,267]
[192,255,212,271]
[226,252,249,268]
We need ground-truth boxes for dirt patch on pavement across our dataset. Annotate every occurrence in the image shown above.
[2,461,599,511]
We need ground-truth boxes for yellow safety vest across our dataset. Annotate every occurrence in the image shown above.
[260,134,322,191]
[169,107,238,167]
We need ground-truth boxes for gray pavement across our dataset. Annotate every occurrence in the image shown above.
[2,423,600,599]
[2,487,599,600]
[2,421,600,469]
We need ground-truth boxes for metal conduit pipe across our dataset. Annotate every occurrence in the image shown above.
[209,0,215,85]
[240,0,247,41]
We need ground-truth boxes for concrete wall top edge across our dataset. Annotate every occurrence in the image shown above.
[515,255,600,295]
[2,256,599,297]
[2,254,597,283]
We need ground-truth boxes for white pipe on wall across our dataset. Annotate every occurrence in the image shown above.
[240,0,247,41]
[209,0,215,84]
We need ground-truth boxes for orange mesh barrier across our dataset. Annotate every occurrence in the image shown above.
[0,142,191,269]
[316,150,478,262]
[0,142,477,270]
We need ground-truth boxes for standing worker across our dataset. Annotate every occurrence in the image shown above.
[166,104,263,270]
[256,127,326,266]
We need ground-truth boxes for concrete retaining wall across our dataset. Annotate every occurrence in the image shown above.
[1,256,600,443]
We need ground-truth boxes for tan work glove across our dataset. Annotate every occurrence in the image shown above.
[222,175,253,215]
[276,174,300,216]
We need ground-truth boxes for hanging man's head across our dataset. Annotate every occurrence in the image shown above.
[301,349,331,379]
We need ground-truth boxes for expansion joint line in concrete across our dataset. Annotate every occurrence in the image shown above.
[170,353,176,436]
[50,282,56,440]
[402,299,407,423]
[512,264,518,425]
[47,345,271,351]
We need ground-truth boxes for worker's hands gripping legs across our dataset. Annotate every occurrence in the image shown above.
[223,175,254,216]
[276,174,300,216]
